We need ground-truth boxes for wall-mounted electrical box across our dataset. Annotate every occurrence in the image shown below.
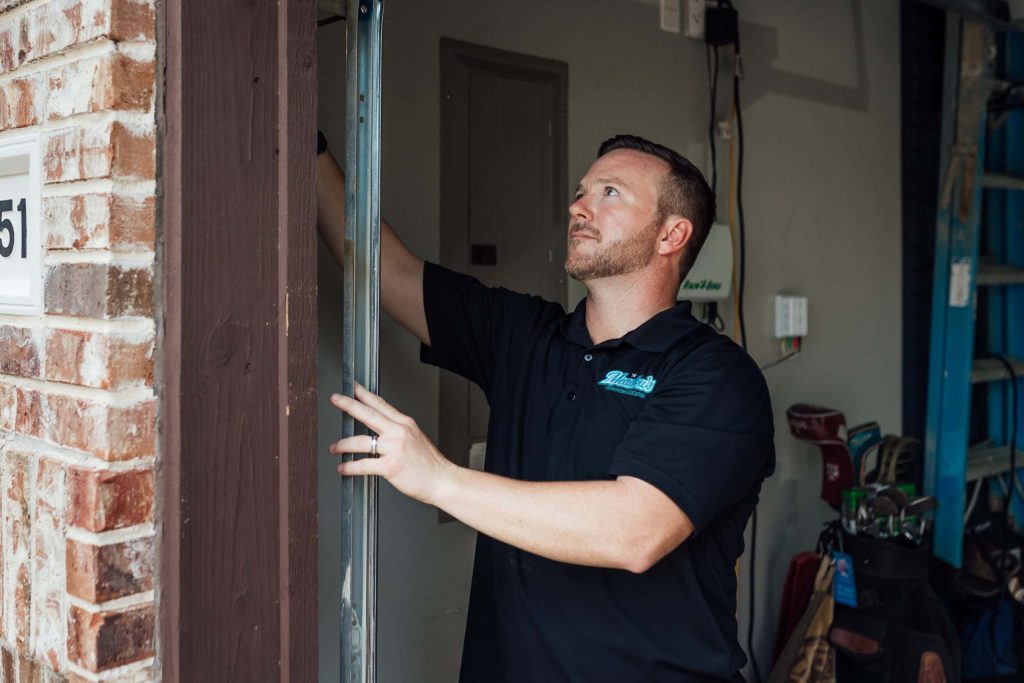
[774,295,808,338]
[679,222,732,301]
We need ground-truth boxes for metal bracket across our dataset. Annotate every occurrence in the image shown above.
[341,0,383,680]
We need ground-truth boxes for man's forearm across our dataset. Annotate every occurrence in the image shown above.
[317,151,347,268]
[315,150,430,343]
[433,466,685,573]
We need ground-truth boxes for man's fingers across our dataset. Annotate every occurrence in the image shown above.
[353,382,405,422]
[337,457,385,477]
[329,435,376,455]
[330,392,390,432]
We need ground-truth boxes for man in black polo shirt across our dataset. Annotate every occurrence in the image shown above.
[319,134,775,682]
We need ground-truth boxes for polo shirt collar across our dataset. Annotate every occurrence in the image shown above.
[560,298,703,352]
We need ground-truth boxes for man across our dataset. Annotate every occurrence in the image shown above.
[317,133,775,682]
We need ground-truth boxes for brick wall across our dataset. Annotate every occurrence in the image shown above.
[0,0,157,681]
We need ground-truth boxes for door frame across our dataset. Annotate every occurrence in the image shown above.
[438,38,569,473]
[158,0,319,679]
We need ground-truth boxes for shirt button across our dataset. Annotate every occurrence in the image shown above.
[584,354,593,362]
[567,391,576,401]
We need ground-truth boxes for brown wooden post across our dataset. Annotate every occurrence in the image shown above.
[158,0,318,680]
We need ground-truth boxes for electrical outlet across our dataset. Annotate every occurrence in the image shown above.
[774,295,808,338]
[660,0,681,33]
[684,0,705,39]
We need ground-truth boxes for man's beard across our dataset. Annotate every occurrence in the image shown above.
[564,219,660,282]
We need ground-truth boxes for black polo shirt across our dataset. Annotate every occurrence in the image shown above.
[419,262,775,683]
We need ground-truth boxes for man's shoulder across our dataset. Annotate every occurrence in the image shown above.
[665,324,760,379]
[425,261,566,322]
[658,327,773,428]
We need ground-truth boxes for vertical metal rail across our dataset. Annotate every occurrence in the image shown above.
[341,0,383,680]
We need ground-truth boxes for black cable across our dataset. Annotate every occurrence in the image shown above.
[702,302,726,331]
[707,45,720,196]
[707,5,757,678]
[733,48,747,351]
[728,22,758,683]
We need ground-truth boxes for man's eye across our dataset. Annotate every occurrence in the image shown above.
[604,187,619,196]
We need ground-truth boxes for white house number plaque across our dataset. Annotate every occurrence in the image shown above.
[0,134,41,315]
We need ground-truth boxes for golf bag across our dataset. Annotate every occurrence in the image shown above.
[829,532,960,683]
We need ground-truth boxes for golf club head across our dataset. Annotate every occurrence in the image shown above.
[868,496,900,517]
[876,486,910,508]
[904,496,938,516]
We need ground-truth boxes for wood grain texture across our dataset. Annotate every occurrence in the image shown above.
[159,0,318,679]
[280,0,319,679]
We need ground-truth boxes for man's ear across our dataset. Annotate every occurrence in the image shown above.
[658,217,693,257]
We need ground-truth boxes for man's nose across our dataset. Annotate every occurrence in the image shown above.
[568,195,593,222]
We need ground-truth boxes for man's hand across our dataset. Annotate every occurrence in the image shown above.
[329,383,457,506]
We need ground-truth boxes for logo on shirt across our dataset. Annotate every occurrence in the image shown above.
[597,370,657,399]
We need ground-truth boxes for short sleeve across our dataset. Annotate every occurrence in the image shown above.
[419,261,558,396]
[607,342,775,532]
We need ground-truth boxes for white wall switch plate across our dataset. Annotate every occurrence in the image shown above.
[774,295,808,338]
[660,0,681,33]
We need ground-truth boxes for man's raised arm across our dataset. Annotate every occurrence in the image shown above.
[316,149,430,347]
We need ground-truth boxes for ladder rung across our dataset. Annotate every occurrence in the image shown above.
[983,174,1024,192]
[966,443,1022,482]
[971,356,1024,383]
[977,262,1024,286]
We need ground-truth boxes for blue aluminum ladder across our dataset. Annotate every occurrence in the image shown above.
[925,16,1024,568]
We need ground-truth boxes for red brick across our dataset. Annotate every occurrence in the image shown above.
[67,603,153,672]
[0,24,14,73]
[44,263,154,319]
[108,195,155,249]
[43,126,109,183]
[0,325,40,378]
[1,449,32,649]
[43,328,153,390]
[14,651,67,682]
[0,73,42,130]
[31,458,67,672]
[14,388,43,440]
[46,52,154,122]
[43,121,154,183]
[110,0,155,42]
[44,193,155,252]
[0,645,12,681]
[66,536,153,602]
[68,469,153,532]
[0,383,16,431]
[44,395,155,461]
[16,10,30,68]
[109,121,153,180]
[0,0,153,73]
[108,53,153,111]
[43,194,105,249]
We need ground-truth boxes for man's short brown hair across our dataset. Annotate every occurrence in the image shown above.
[597,135,715,281]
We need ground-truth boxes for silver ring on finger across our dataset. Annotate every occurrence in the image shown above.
[370,435,378,457]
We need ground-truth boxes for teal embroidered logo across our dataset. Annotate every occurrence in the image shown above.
[597,370,657,398]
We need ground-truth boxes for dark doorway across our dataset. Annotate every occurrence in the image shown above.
[438,39,569,476]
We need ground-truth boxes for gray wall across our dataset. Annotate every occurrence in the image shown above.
[318,1,901,680]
